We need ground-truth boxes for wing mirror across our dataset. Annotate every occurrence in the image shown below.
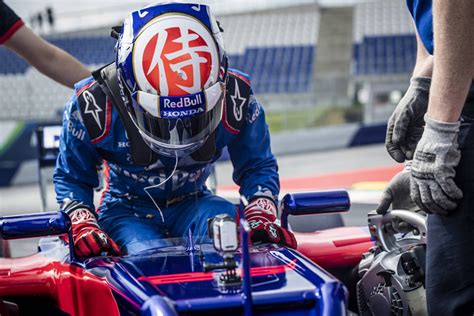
[280,190,350,229]
[0,212,71,240]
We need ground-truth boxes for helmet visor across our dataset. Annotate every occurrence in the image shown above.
[127,81,224,156]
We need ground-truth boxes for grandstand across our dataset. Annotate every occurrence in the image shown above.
[0,0,416,123]
[222,4,319,99]
[354,0,415,76]
[353,0,416,122]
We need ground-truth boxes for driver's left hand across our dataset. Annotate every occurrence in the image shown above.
[244,197,297,249]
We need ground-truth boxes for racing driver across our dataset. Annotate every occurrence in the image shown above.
[54,3,296,257]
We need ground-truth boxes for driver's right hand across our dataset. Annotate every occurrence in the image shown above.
[64,201,121,258]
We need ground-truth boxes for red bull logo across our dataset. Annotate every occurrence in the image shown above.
[162,93,203,109]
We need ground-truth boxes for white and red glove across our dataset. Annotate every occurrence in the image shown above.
[244,197,297,249]
[63,201,121,258]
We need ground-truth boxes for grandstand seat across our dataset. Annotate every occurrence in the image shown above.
[353,34,416,76]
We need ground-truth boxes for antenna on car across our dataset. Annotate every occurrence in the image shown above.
[191,181,205,266]
[239,196,253,316]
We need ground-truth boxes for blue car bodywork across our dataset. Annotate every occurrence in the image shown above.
[0,191,353,316]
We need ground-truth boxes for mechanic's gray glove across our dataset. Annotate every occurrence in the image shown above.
[376,163,420,214]
[410,114,462,216]
[386,77,431,163]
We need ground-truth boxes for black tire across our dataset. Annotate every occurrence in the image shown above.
[288,213,344,232]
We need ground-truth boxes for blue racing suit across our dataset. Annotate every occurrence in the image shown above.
[54,69,279,253]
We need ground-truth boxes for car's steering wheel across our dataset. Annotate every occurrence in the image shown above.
[367,209,427,252]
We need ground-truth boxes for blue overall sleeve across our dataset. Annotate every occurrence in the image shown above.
[227,94,280,201]
[53,95,101,210]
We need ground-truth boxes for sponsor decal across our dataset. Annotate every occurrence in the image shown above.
[268,225,278,239]
[118,141,130,148]
[222,73,251,134]
[97,232,109,245]
[67,120,85,141]
[71,109,84,124]
[69,209,95,225]
[138,9,148,18]
[133,15,219,96]
[230,78,246,121]
[83,91,103,128]
[256,198,275,215]
[160,92,206,118]
[162,93,203,109]
[161,107,205,119]
[109,163,206,191]
[246,97,261,124]
[191,4,201,11]
[249,220,263,230]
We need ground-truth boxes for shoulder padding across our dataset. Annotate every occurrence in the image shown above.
[223,70,252,134]
[76,81,112,144]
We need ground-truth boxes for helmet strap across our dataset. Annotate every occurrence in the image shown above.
[92,63,216,165]
[93,63,158,166]
[190,130,217,162]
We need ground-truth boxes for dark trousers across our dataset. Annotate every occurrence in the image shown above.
[426,87,474,316]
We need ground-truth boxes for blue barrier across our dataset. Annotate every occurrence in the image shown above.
[349,123,387,147]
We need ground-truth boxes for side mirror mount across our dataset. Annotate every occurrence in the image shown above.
[0,212,74,261]
[280,190,350,229]
[0,212,71,240]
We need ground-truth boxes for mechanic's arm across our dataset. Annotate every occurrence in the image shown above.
[428,0,474,122]
[385,27,433,163]
[54,95,120,257]
[228,95,297,249]
[377,31,434,213]
[410,0,474,215]
[4,26,90,88]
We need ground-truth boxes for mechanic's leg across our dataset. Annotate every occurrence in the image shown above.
[165,193,237,238]
[98,200,171,254]
[426,114,474,316]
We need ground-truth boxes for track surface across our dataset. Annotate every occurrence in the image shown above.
[0,144,399,257]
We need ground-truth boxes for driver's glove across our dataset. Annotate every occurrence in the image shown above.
[386,77,431,162]
[63,200,121,258]
[410,115,463,216]
[376,163,420,214]
[244,197,297,249]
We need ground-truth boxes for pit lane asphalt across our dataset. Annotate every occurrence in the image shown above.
[0,144,397,257]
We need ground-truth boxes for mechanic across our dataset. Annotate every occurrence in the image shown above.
[54,3,296,258]
[0,0,89,88]
[377,0,474,314]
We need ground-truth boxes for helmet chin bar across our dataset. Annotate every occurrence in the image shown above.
[139,129,207,158]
